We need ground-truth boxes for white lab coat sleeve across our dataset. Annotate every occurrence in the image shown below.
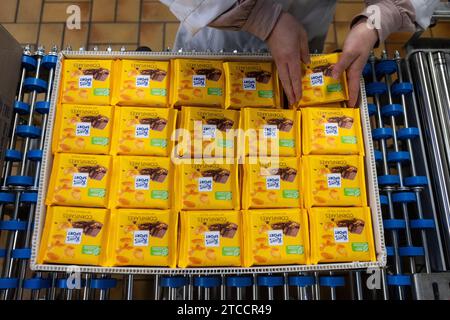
[159,0,237,35]
[409,0,440,29]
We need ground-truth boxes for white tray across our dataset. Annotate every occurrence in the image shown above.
[30,51,386,275]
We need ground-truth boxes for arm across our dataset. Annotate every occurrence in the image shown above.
[332,0,440,107]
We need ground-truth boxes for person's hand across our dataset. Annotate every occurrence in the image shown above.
[266,12,310,106]
[331,18,379,107]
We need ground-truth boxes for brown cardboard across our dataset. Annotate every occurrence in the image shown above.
[0,25,22,174]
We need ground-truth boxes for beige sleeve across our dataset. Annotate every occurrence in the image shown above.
[351,0,417,43]
[208,0,283,41]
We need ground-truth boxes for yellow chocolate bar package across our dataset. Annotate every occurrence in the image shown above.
[46,153,112,208]
[61,59,113,105]
[176,107,240,158]
[308,207,376,264]
[298,53,349,107]
[112,60,170,107]
[38,206,109,266]
[224,61,279,109]
[175,160,240,211]
[241,108,300,157]
[170,59,225,108]
[243,209,309,267]
[111,106,177,156]
[303,155,367,207]
[52,104,114,154]
[178,210,242,267]
[106,209,177,267]
[302,107,364,155]
[242,157,301,209]
[110,156,173,209]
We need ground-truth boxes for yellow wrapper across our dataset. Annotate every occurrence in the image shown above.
[106,209,177,267]
[242,157,301,209]
[170,59,225,108]
[112,60,169,107]
[243,209,309,267]
[241,108,300,157]
[46,153,112,208]
[38,206,109,266]
[308,207,376,264]
[61,59,113,105]
[110,106,177,156]
[52,104,114,154]
[224,61,279,109]
[302,107,364,155]
[298,53,349,107]
[176,107,240,158]
[303,155,367,207]
[178,210,242,267]
[110,156,173,209]
[175,160,240,211]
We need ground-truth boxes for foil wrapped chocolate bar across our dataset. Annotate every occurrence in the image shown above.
[270,221,300,237]
[206,118,234,132]
[83,68,110,81]
[80,115,109,130]
[78,165,108,181]
[208,222,238,239]
[71,220,103,237]
[202,169,230,184]
[139,167,168,183]
[266,118,294,132]
[140,69,167,82]
[336,218,365,234]
[245,71,272,84]
[270,167,297,182]
[139,117,168,131]
[196,68,222,81]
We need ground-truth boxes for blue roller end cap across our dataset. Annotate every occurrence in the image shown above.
[410,219,435,229]
[0,249,6,258]
[21,55,37,71]
[194,277,221,288]
[90,278,117,290]
[160,277,188,288]
[23,278,52,290]
[14,100,30,115]
[368,103,377,116]
[257,276,284,287]
[366,82,387,96]
[379,195,388,206]
[319,276,345,288]
[16,125,41,138]
[5,149,22,162]
[372,128,393,140]
[42,55,58,69]
[376,60,397,77]
[289,276,315,287]
[6,175,34,187]
[12,248,31,259]
[362,63,372,78]
[392,82,413,96]
[226,276,253,288]
[386,246,394,256]
[0,192,15,204]
[374,150,383,162]
[0,220,27,231]
[378,175,400,186]
[404,176,428,187]
[397,127,420,140]
[381,104,404,117]
[20,192,38,204]
[35,101,50,114]
[27,149,43,161]
[0,278,19,289]
[392,192,417,203]
[387,151,410,164]
[23,78,48,93]
[383,219,406,230]
[387,275,412,286]
[399,246,424,257]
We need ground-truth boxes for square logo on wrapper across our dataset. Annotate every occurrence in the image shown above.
[204,231,220,247]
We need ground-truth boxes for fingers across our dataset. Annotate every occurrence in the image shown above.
[347,66,362,107]
[332,51,356,80]
[277,62,295,106]
[288,59,302,104]
[299,28,310,65]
